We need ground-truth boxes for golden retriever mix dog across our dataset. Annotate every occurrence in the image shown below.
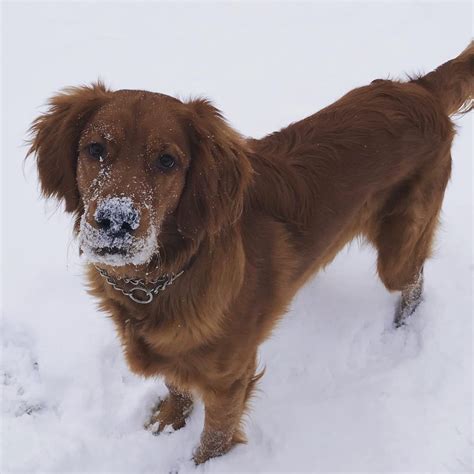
[28,43,472,464]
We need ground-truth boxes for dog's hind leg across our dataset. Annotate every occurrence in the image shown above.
[394,267,424,327]
[372,154,451,327]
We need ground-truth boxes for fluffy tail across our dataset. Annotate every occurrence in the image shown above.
[414,41,473,116]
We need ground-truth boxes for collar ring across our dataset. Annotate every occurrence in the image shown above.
[129,287,154,304]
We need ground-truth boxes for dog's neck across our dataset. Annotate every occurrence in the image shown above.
[94,264,186,304]
[93,240,200,304]
[88,226,245,344]
[92,225,245,313]
[90,232,204,304]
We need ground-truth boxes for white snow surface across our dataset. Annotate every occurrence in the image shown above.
[2,2,472,473]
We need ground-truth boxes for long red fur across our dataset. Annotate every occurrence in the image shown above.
[28,43,473,463]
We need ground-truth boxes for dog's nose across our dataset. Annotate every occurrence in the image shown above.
[95,197,140,238]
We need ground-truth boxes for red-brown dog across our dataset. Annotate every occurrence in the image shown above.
[29,43,472,464]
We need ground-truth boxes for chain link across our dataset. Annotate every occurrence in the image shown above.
[95,265,184,304]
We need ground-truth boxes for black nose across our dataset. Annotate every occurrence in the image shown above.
[95,197,140,238]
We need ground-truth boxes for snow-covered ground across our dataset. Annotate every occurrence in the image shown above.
[2,2,472,473]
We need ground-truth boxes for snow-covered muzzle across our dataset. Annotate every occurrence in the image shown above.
[79,196,159,267]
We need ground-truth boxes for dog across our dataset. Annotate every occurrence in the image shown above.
[28,43,472,464]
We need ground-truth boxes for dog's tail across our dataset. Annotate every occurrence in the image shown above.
[413,41,473,116]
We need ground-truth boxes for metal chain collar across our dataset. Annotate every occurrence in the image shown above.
[95,265,184,304]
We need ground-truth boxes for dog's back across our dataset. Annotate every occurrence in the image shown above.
[248,43,472,317]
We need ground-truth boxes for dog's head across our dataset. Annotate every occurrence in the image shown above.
[28,83,252,275]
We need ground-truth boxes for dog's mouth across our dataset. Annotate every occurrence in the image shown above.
[81,233,158,267]
[79,213,159,267]
[93,246,128,257]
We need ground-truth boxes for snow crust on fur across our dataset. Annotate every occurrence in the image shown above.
[79,214,158,266]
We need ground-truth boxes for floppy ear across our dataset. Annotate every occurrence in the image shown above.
[176,98,253,239]
[27,82,111,213]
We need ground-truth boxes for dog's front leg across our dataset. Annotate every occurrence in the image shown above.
[193,378,249,465]
[145,383,193,434]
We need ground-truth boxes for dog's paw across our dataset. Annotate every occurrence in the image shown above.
[394,294,423,328]
[192,445,229,465]
[144,396,192,435]
[192,431,234,465]
[394,270,424,328]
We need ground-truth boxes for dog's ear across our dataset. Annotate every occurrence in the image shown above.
[27,82,111,213]
[177,98,253,240]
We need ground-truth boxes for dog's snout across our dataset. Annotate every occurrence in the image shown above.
[94,197,140,238]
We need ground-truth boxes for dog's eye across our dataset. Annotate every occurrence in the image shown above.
[157,154,176,170]
[88,142,105,160]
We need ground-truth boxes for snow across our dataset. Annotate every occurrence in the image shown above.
[94,197,140,233]
[80,212,157,267]
[2,2,472,473]
[80,196,158,267]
